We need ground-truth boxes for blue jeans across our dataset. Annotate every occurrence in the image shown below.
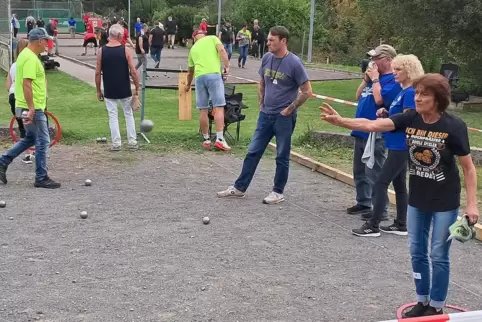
[353,136,388,216]
[407,206,458,309]
[238,44,249,66]
[224,43,233,60]
[0,109,49,182]
[150,45,162,63]
[234,112,296,194]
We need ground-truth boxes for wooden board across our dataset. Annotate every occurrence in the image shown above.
[178,72,192,120]
[267,142,482,241]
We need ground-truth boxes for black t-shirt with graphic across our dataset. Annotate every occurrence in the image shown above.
[390,109,470,212]
[220,26,234,44]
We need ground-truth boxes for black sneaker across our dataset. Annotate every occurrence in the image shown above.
[347,204,371,215]
[362,212,389,221]
[423,306,443,316]
[0,163,7,184]
[34,177,61,189]
[403,302,428,318]
[352,222,380,237]
[22,154,33,164]
[380,222,408,236]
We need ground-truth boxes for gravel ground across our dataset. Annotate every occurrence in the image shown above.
[0,145,481,322]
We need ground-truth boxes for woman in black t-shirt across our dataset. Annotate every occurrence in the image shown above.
[320,73,478,318]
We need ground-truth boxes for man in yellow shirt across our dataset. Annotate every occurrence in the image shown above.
[0,28,60,189]
[186,30,231,151]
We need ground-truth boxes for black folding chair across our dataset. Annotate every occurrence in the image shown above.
[440,62,469,103]
[207,84,248,144]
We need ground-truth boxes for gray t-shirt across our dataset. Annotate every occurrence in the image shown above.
[237,30,250,47]
[258,52,309,114]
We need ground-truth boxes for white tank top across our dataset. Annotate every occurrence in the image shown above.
[8,62,16,94]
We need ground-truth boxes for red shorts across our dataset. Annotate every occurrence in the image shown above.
[47,39,54,49]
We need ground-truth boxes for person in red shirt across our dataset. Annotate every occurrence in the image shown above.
[82,32,98,56]
[120,21,135,47]
[83,13,90,30]
[199,18,208,33]
[86,20,94,34]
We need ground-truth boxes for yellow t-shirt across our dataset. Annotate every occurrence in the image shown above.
[188,36,222,79]
[15,48,47,110]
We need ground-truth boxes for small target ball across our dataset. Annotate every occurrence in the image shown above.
[202,216,210,224]
[80,211,88,219]
[140,119,154,133]
[0,200,6,208]
[85,179,92,186]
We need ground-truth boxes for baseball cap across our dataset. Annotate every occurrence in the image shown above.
[367,44,397,59]
[28,27,53,40]
[192,29,206,38]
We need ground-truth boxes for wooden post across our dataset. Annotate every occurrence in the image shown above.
[178,72,192,120]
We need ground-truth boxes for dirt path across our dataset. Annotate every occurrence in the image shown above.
[0,145,481,322]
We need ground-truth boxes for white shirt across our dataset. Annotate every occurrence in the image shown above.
[8,62,16,94]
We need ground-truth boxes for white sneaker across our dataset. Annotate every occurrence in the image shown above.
[263,192,285,204]
[214,138,231,151]
[217,186,245,198]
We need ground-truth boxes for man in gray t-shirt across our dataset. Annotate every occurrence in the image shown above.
[218,26,312,204]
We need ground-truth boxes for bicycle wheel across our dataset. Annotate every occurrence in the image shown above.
[9,110,62,151]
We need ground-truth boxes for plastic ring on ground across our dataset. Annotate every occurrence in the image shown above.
[396,302,467,319]
[9,111,62,151]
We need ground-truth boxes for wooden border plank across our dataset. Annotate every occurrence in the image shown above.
[267,142,482,241]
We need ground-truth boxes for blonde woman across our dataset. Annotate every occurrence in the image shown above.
[352,54,425,237]
[5,38,32,164]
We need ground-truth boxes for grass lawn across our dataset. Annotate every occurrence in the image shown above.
[1,70,482,204]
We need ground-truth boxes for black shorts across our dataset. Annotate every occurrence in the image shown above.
[83,37,98,47]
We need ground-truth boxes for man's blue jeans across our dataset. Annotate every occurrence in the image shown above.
[234,111,296,194]
[0,110,49,182]
[224,43,233,60]
[407,205,458,309]
[150,45,162,63]
[353,136,388,216]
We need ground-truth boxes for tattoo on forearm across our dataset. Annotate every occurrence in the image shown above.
[286,90,310,113]
[258,79,265,106]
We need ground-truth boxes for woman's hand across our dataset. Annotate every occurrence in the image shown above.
[464,204,479,225]
[320,102,343,126]
[376,108,388,118]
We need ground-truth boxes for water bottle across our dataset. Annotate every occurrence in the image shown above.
[22,111,28,122]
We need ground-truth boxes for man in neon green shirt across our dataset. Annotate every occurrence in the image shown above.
[186,30,231,151]
[0,28,60,189]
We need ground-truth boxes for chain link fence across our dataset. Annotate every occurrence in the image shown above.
[0,0,12,72]
[10,0,83,33]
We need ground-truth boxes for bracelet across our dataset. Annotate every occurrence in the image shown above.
[372,78,380,83]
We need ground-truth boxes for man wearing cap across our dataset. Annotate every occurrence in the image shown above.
[346,44,401,218]
[0,28,60,189]
[186,30,231,151]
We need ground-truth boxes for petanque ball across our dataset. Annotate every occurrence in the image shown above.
[85,179,92,186]
[140,119,154,133]
[0,200,6,208]
[96,137,102,142]
[202,216,210,225]
[80,211,88,219]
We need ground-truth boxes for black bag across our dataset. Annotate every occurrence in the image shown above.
[224,93,246,123]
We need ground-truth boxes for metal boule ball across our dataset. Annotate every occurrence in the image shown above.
[202,216,210,225]
[0,200,5,208]
[85,179,92,186]
[96,137,101,142]
[80,211,88,219]
[140,119,154,133]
